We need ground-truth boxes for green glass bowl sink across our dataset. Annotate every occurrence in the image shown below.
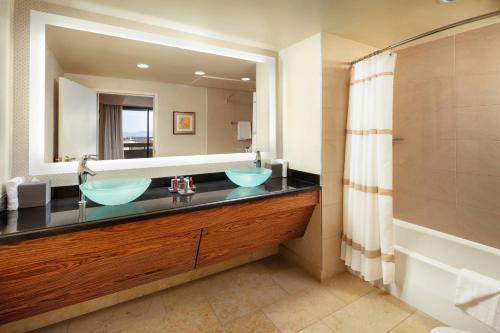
[80,177,151,206]
[225,167,272,187]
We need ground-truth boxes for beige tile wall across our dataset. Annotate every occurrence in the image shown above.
[206,88,253,154]
[393,23,500,249]
[321,62,349,279]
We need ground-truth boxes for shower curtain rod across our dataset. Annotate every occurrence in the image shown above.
[350,10,500,65]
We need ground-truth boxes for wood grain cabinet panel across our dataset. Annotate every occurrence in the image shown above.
[0,226,201,324]
[0,190,318,324]
[196,206,316,267]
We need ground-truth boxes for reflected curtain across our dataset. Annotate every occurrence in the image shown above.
[341,52,396,284]
[99,104,124,160]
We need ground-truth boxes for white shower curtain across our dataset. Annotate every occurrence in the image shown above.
[341,52,396,284]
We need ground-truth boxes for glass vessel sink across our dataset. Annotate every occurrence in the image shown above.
[79,177,151,206]
[225,167,272,187]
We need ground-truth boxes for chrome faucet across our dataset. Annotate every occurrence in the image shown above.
[78,154,97,205]
[254,150,261,168]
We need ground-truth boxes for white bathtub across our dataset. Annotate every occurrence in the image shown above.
[379,219,500,333]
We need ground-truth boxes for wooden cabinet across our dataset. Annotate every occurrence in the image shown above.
[0,191,318,324]
[0,224,201,324]
[197,206,315,266]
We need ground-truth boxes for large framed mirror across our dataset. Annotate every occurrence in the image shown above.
[29,11,276,175]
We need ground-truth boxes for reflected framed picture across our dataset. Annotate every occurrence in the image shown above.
[173,111,196,135]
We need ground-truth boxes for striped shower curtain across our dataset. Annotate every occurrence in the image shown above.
[341,52,397,284]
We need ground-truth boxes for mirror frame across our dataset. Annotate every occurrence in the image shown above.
[29,10,277,175]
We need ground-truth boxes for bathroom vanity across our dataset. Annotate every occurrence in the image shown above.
[0,8,294,328]
[0,176,319,324]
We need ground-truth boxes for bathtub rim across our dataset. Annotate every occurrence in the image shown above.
[393,218,500,256]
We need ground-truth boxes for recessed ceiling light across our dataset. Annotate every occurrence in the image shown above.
[194,70,206,76]
[136,63,149,69]
[241,77,251,81]
[437,0,457,3]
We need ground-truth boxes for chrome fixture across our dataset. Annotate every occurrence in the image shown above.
[393,137,404,143]
[254,150,261,168]
[78,154,97,205]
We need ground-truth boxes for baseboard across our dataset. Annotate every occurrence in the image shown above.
[0,245,278,333]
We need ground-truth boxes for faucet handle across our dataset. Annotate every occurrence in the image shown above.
[82,154,98,161]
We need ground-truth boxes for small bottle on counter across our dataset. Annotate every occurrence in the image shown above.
[170,176,179,192]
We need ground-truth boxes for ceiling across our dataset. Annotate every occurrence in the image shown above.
[43,0,500,50]
[46,25,256,90]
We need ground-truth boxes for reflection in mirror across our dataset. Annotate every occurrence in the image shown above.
[45,25,257,162]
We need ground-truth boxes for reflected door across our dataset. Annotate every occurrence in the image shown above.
[58,77,97,161]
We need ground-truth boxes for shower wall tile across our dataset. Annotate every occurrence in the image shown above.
[322,106,346,175]
[394,167,456,204]
[457,106,500,141]
[321,172,344,206]
[457,205,500,249]
[322,203,343,238]
[422,199,459,236]
[454,73,500,107]
[323,107,348,138]
[394,190,459,237]
[395,37,454,83]
[457,140,500,178]
[394,22,500,248]
[394,109,456,140]
[455,22,500,75]
[394,138,456,172]
[322,134,345,175]
[393,190,427,225]
[457,173,500,215]
[394,78,453,114]
[322,64,350,109]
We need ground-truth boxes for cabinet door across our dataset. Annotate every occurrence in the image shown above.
[196,205,315,267]
[0,225,201,324]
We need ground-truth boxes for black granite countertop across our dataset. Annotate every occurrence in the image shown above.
[0,177,320,244]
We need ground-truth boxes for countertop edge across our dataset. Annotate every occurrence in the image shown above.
[0,185,321,245]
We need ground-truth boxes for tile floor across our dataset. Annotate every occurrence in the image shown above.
[33,255,443,333]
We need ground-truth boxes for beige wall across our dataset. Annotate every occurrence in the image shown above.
[0,0,14,197]
[65,73,208,158]
[206,88,253,154]
[44,47,63,162]
[11,0,276,186]
[280,32,376,280]
[393,22,500,249]
[280,33,323,175]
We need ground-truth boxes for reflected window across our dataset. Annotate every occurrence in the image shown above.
[122,107,154,159]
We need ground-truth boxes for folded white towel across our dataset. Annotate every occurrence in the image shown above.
[5,211,18,233]
[237,121,251,141]
[6,177,25,211]
[454,269,500,331]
